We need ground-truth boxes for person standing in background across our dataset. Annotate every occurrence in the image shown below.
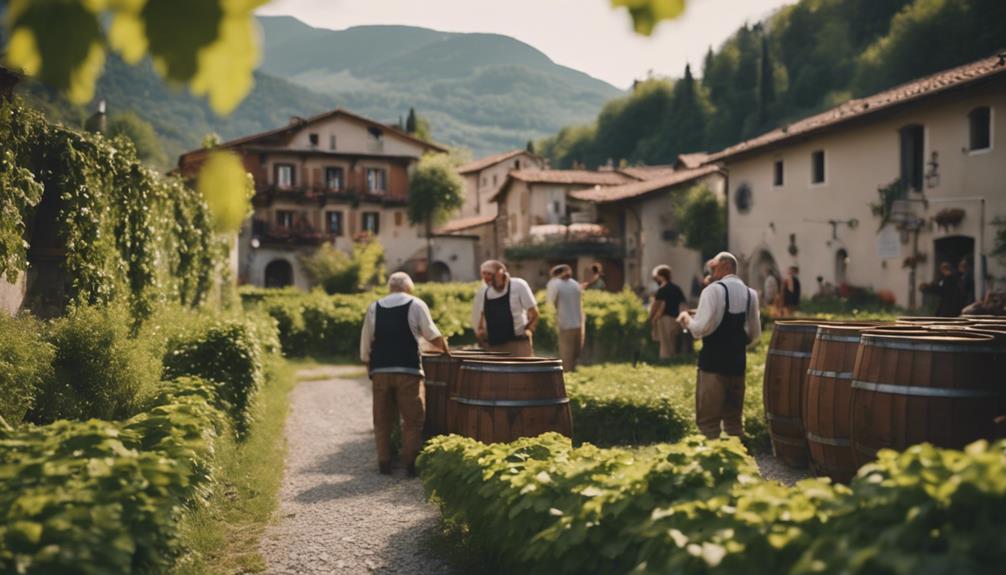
[360,272,449,476]
[547,264,584,371]
[920,261,964,317]
[649,265,687,359]
[678,252,761,439]
[472,260,539,356]
[763,269,780,314]
[959,259,976,306]
[582,263,607,291]
[782,266,801,315]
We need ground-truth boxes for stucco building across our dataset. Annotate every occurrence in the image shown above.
[177,108,479,287]
[708,53,1006,308]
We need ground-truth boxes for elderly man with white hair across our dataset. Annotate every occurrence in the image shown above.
[471,259,539,356]
[677,252,761,439]
[360,271,449,477]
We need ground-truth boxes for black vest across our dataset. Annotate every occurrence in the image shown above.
[484,281,517,345]
[698,281,750,377]
[369,300,421,374]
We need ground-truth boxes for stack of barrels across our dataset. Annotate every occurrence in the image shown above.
[764,315,1006,482]
[421,350,573,444]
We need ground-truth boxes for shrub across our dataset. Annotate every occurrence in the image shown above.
[300,238,386,294]
[0,314,53,427]
[30,306,161,424]
[538,288,657,361]
[419,434,1006,575]
[163,319,265,436]
[0,376,228,574]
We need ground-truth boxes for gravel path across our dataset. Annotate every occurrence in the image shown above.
[754,451,813,485]
[261,366,451,575]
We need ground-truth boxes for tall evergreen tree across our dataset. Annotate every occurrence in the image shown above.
[526,140,535,154]
[405,107,417,133]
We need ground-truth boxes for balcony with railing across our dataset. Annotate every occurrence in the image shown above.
[503,222,623,261]
[252,184,407,207]
[252,218,331,246]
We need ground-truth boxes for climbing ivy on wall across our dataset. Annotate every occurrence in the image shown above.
[0,99,223,317]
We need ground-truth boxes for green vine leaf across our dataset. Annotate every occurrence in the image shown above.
[198,150,252,233]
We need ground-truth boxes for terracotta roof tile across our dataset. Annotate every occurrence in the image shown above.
[458,149,533,174]
[509,169,634,185]
[434,214,496,235]
[618,165,678,180]
[570,165,721,203]
[675,153,709,169]
[708,53,1006,163]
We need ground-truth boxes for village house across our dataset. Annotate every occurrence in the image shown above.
[707,53,1006,308]
[177,108,478,288]
[570,164,724,300]
[490,169,637,288]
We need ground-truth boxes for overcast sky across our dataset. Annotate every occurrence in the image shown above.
[257,0,796,89]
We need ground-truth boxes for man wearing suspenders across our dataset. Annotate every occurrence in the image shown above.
[471,260,539,357]
[678,252,761,439]
[360,272,449,476]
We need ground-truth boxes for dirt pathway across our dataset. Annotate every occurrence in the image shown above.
[261,366,451,575]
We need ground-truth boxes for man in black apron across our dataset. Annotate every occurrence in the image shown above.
[678,252,761,438]
[472,260,539,356]
[360,272,449,476]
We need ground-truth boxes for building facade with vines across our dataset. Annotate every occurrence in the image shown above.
[177,108,477,288]
[709,52,1006,309]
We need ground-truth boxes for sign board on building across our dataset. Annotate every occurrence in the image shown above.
[876,225,902,259]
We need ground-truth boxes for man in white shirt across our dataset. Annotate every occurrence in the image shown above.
[471,260,539,356]
[546,264,584,371]
[360,272,449,476]
[678,252,761,439]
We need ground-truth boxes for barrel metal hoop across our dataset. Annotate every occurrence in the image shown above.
[425,380,447,388]
[778,324,821,333]
[769,433,808,447]
[817,333,862,343]
[455,397,570,408]
[766,412,804,425]
[806,369,854,380]
[851,380,1001,399]
[806,432,851,447]
[461,363,564,373]
[768,349,813,359]
[859,337,1005,354]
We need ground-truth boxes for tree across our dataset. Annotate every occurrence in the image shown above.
[404,107,433,142]
[526,140,536,154]
[107,112,166,166]
[407,154,464,280]
[406,107,417,133]
[757,28,776,128]
[675,184,725,260]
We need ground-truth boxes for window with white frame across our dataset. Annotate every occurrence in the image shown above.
[366,168,387,193]
[969,106,991,152]
[325,211,343,235]
[325,167,344,190]
[276,210,294,230]
[811,150,825,184]
[274,164,295,189]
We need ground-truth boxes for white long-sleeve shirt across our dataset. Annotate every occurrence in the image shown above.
[686,275,761,345]
[470,278,538,337]
[360,292,442,363]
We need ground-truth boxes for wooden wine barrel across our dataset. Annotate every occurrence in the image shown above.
[804,322,885,483]
[896,316,971,326]
[850,330,1006,467]
[764,320,823,467]
[422,351,509,437]
[455,358,572,443]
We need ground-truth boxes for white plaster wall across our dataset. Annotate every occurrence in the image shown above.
[287,116,427,158]
[726,82,1006,307]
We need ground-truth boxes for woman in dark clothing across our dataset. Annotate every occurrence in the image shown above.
[782,266,801,314]
[921,262,964,317]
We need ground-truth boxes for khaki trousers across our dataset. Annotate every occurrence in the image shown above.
[371,372,425,467]
[558,327,583,372]
[695,369,745,439]
[487,334,534,357]
[656,316,682,358]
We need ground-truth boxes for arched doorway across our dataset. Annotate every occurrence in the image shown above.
[264,259,293,288]
[429,261,452,283]
[932,235,975,303]
[835,248,849,286]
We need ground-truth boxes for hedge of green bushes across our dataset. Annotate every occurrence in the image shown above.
[241,283,658,361]
[0,307,280,573]
[566,331,770,449]
[419,433,1006,575]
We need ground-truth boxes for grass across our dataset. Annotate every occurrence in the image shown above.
[171,357,298,574]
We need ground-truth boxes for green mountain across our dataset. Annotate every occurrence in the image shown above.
[256,16,622,156]
[15,14,621,165]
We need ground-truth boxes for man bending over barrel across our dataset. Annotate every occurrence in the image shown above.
[472,260,539,356]
[678,252,761,438]
[360,272,449,477]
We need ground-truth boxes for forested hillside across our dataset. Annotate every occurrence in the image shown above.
[539,0,1006,168]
